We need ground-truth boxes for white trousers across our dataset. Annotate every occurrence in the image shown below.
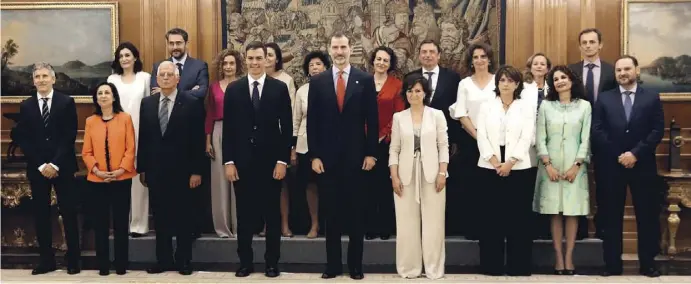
[129,174,149,234]
[394,152,446,279]
[210,121,238,237]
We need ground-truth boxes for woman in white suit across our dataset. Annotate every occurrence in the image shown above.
[476,66,537,276]
[107,42,150,237]
[390,74,449,279]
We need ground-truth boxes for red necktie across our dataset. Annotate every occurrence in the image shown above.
[337,71,346,112]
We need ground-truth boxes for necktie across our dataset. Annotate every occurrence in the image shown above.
[623,91,633,122]
[41,98,50,128]
[336,71,346,112]
[252,81,260,111]
[424,71,435,92]
[159,97,170,134]
[176,63,183,76]
[585,63,596,102]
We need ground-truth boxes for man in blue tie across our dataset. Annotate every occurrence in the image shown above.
[568,28,618,240]
[592,55,664,278]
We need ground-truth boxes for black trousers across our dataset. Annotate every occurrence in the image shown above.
[318,161,365,272]
[601,164,661,272]
[478,159,536,275]
[91,179,132,270]
[29,173,81,264]
[149,174,194,264]
[365,141,395,236]
[451,130,481,237]
[234,150,282,267]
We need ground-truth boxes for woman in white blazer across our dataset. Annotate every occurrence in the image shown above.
[389,74,449,279]
[476,66,537,276]
[292,51,331,238]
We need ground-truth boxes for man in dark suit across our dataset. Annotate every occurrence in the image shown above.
[405,40,463,236]
[151,28,209,98]
[568,28,618,239]
[222,41,292,278]
[307,32,379,280]
[150,27,210,239]
[592,55,663,277]
[138,61,205,275]
[16,62,80,275]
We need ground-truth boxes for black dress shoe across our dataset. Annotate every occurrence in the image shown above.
[31,263,56,275]
[115,268,126,275]
[563,269,575,275]
[365,233,377,240]
[640,267,661,277]
[99,269,110,276]
[350,270,364,280]
[66,266,81,275]
[600,270,623,277]
[380,234,391,240]
[265,266,280,278]
[146,264,172,274]
[130,232,145,238]
[178,262,193,275]
[321,270,342,279]
[235,266,254,277]
[554,269,565,275]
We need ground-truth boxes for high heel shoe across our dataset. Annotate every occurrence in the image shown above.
[564,269,575,275]
[553,270,565,275]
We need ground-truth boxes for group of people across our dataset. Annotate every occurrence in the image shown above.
[16,27,664,279]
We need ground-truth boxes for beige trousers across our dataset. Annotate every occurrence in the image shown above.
[129,173,149,234]
[210,121,237,237]
[394,152,446,279]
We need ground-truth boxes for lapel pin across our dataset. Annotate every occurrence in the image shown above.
[356,81,359,84]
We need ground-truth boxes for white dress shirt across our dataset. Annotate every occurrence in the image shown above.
[620,85,637,105]
[248,73,267,98]
[172,53,188,70]
[332,65,351,91]
[36,90,59,172]
[421,65,440,101]
[582,58,602,100]
[159,89,177,120]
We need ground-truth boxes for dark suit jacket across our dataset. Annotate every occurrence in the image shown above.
[16,91,78,178]
[405,67,461,143]
[222,76,293,168]
[591,86,664,172]
[568,60,617,103]
[137,91,206,184]
[307,66,379,170]
[151,56,209,99]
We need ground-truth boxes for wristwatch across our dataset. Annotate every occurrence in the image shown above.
[438,172,448,178]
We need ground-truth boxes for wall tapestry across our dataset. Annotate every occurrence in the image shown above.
[224,0,504,86]
[622,0,691,101]
[1,2,119,103]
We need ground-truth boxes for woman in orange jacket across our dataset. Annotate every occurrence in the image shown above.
[82,82,136,276]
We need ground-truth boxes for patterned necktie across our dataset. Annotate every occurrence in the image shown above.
[585,63,596,102]
[537,88,545,109]
[176,63,183,77]
[159,97,170,134]
[623,91,633,122]
[41,98,50,128]
[336,71,346,112]
[424,71,435,92]
[252,81,260,110]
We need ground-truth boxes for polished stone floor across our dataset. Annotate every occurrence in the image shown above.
[2,270,691,284]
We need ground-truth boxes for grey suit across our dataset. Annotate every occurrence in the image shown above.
[152,56,209,99]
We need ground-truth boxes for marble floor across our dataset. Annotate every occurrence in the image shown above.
[2,270,691,284]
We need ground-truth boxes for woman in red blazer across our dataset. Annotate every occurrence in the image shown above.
[366,46,405,240]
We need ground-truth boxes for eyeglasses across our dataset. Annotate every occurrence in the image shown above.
[158,72,177,78]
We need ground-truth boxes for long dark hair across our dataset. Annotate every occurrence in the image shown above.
[545,65,586,102]
[264,42,284,71]
[401,73,431,108]
[92,82,124,115]
[111,42,143,75]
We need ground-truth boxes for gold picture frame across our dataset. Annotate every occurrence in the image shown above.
[0,2,119,103]
[621,0,691,102]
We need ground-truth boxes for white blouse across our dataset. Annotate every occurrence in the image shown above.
[107,72,151,144]
[452,76,496,128]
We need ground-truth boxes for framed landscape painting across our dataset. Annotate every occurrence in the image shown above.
[622,0,691,101]
[0,2,119,103]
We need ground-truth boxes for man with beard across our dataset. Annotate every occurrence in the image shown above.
[591,55,663,278]
[308,32,379,280]
[568,28,618,240]
[150,28,210,239]
[437,15,469,74]
[405,40,462,235]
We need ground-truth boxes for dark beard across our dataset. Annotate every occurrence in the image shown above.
[172,52,186,60]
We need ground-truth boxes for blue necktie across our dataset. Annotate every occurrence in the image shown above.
[585,63,596,102]
[252,81,260,111]
[624,91,633,122]
[537,88,545,110]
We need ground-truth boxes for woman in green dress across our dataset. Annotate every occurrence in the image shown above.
[533,65,591,275]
